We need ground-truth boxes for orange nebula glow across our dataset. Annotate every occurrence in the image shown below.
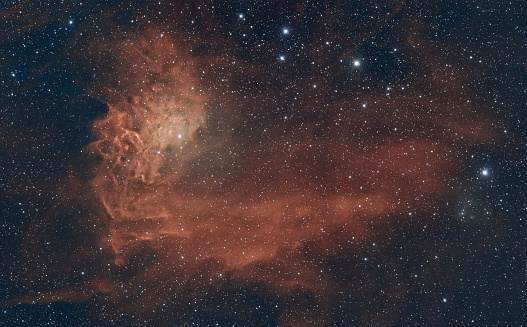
[52,26,494,325]
[2,4,503,322]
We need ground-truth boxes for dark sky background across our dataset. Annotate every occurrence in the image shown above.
[1,0,526,326]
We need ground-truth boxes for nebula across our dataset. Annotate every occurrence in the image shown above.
[2,1,519,326]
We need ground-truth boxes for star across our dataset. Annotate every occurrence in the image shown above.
[282,28,289,35]
[481,169,488,176]
[279,55,285,61]
[353,60,361,67]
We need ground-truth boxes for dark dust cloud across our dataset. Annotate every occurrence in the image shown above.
[1,1,526,326]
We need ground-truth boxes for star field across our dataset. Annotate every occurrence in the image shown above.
[1,1,526,326]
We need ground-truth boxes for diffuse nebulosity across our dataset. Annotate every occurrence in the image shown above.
[1,0,522,326]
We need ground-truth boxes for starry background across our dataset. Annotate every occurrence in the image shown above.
[1,0,526,326]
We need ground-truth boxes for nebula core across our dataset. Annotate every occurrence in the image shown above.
[2,1,525,326]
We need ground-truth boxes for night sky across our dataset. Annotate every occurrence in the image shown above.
[1,1,526,326]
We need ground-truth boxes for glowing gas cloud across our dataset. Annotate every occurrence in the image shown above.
[2,1,507,326]
[83,30,209,265]
[69,25,493,325]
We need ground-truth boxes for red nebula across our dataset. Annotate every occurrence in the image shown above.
[48,26,490,325]
[2,4,502,325]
